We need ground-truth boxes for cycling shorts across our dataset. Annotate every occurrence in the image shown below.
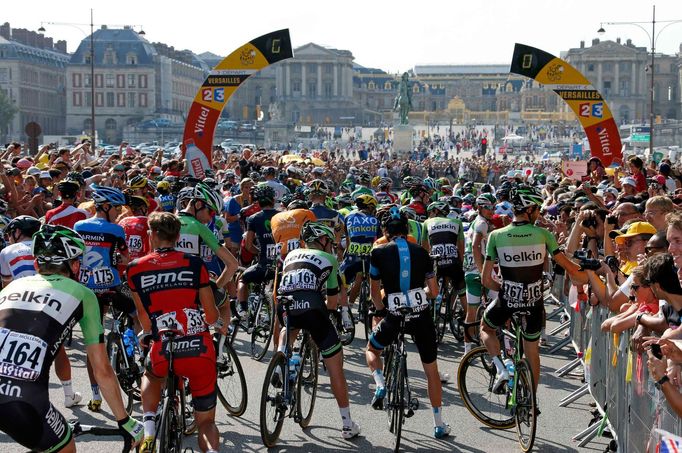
[0,391,72,452]
[95,285,136,319]
[277,301,342,359]
[436,261,465,293]
[240,263,275,286]
[146,333,217,412]
[369,310,437,364]
[340,256,370,285]
[482,298,543,341]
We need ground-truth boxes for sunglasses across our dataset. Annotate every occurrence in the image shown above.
[645,245,665,254]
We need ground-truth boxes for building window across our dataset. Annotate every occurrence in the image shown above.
[103,46,116,65]
[603,62,612,71]
[105,74,114,88]
[95,74,103,88]
[84,92,92,107]
[117,93,125,107]
[324,63,333,74]
[292,80,301,94]
[292,110,300,123]
[619,79,629,97]
[72,73,82,87]
[669,86,674,102]
[105,118,117,130]
[128,92,135,107]
[95,92,103,107]
[324,82,333,98]
[116,74,125,88]
[126,53,137,65]
[139,74,147,88]
[384,81,392,90]
[368,81,375,90]
[603,81,611,96]
[106,92,114,107]
[139,92,147,107]
[127,74,136,88]
[84,74,91,87]
[587,64,595,72]
[73,92,82,107]
[308,82,316,96]
[619,62,629,72]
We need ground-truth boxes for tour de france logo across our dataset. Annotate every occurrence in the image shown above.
[546,63,564,82]
[240,48,256,66]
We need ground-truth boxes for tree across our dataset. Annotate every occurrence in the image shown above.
[0,90,18,141]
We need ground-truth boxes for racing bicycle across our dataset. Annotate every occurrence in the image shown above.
[105,307,143,415]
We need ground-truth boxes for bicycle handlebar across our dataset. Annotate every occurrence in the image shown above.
[70,421,133,453]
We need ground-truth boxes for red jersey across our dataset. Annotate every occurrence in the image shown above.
[45,203,89,229]
[118,216,150,260]
[127,248,210,338]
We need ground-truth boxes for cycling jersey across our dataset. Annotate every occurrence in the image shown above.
[74,217,127,290]
[118,215,150,261]
[464,215,490,274]
[223,197,244,243]
[407,200,427,221]
[338,207,352,217]
[343,210,380,258]
[375,191,398,204]
[407,219,423,244]
[310,203,344,236]
[176,212,221,257]
[264,179,290,201]
[0,274,102,452]
[0,240,35,280]
[350,186,375,198]
[203,215,228,276]
[271,209,317,257]
[246,208,278,263]
[158,193,176,212]
[44,203,88,229]
[422,216,464,268]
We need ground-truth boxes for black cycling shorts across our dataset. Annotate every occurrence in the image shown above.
[277,304,342,359]
[240,264,274,286]
[369,310,437,364]
[340,256,369,285]
[482,297,543,341]
[0,393,72,452]
[436,262,465,292]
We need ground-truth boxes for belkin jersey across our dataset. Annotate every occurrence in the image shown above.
[74,217,127,290]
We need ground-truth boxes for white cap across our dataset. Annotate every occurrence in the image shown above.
[39,171,52,179]
[620,177,636,187]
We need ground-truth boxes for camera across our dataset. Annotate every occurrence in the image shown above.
[606,215,618,225]
[573,250,602,271]
[605,255,619,273]
[581,215,597,228]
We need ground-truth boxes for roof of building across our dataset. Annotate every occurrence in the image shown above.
[413,64,510,76]
[70,27,157,66]
[0,35,70,68]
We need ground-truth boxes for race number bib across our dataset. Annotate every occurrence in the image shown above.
[387,292,408,312]
[80,268,114,286]
[266,244,279,260]
[183,308,206,335]
[280,269,317,292]
[287,238,300,253]
[0,328,48,381]
[502,280,543,307]
[155,311,184,334]
[431,243,458,259]
[502,281,524,303]
[348,242,372,256]
[464,253,475,269]
[128,235,143,253]
[387,288,428,313]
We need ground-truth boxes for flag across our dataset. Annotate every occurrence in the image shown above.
[657,430,682,453]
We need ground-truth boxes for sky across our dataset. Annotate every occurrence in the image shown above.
[5,0,682,74]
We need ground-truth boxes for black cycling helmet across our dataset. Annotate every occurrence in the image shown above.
[307,179,330,197]
[288,199,309,210]
[6,215,41,238]
[65,171,85,187]
[301,221,335,244]
[380,206,408,233]
[57,180,80,199]
[253,184,276,205]
[32,225,85,265]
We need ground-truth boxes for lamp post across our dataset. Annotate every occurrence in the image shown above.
[598,6,682,154]
[39,12,145,146]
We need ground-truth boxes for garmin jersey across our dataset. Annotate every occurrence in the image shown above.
[0,274,102,386]
[74,217,127,290]
[310,203,344,236]
[118,216,150,261]
[422,216,464,267]
[127,249,210,339]
[486,221,559,307]
[271,209,316,257]
[0,240,35,280]
[464,215,490,274]
[246,208,278,264]
[278,248,340,311]
[344,210,380,257]
[177,212,221,257]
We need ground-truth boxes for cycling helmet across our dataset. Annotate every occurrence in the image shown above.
[480,183,494,194]
[359,172,371,186]
[427,201,450,216]
[253,184,276,205]
[335,194,352,206]
[92,185,127,206]
[65,172,85,187]
[377,177,393,189]
[423,177,437,191]
[371,176,381,189]
[156,181,171,193]
[128,175,148,190]
[402,176,416,187]
[202,178,219,189]
[307,179,330,196]
[280,193,296,207]
[376,193,393,205]
[463,194,476,205]
[249,171,262,182]
[192,182,223,213]
[355,194,378,210]
[437,177,450,188]
[6,215,41,238]
[301,221,335,244]
[177,186,194,203]
[57,180,80,198]
[475,195,495,210]
[127,195,150,209]
[376,203,398,221]
[441,185,453,196]
[340,179,356,193]
[462,181,475,194]
[32,225,85,265]
[381,206,408,229]
[399,205,417,220]
[509,184,543,211]
[288,199,309,210]
[408,183,428,197]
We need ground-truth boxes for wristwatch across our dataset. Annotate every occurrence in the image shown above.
[655,375,670,389]
[635,313,645,325]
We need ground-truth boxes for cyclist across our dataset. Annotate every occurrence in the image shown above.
[127,212,221,453]
[350,172,375,198]
[276,221,360,439]
[336,194,353,217]
[0,225,143,452]
[462,194,498,354]
[365,207,450,438]
[119,195,151,261]
[128,175,158,213]
[481,185,587,394]
[375,177,398,204]
[156,180,176,212]
[44,179,88,228]
[235,185,278,319]
[406,183,430,221]
[74,185,136,411]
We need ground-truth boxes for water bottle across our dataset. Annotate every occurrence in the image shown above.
[122,328,137,357]
[504,358,515,390]
[288,353,302,383]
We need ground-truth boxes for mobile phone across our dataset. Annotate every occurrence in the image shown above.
[650,343,663,360]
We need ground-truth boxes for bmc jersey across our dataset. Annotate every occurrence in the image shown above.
[119,216,150,261]
[0,274,102,386]
[464,215,490,273]
[271,209,317,257]
[0,240,35,280]
[279,248,340,311]
[486,221,559,307]
[74,217,127,290]
[344,210,380,257]
[246,208,278,264]
[177,212,221,257]
[127,249,210,339]
[44,204,88,229]
[422,217,464,267]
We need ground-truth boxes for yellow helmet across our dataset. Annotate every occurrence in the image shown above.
[371,176,381,188]
[354,194,378,210]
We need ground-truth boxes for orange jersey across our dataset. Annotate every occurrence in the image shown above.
[271,209,317,257]
[373,234,417,247]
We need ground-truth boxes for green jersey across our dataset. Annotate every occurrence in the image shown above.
[407,219,423,244]
[464,215,490,274]
[351,186,375,199]
[422,216,464,267]
[177,212,221,256]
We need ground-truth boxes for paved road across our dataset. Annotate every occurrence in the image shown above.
[0,312,610,452]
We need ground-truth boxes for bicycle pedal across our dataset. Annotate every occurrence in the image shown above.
[405,409,414,418]
[409,398,419,411]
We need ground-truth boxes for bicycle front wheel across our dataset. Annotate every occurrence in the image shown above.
[296,336,319,428]
[457,346,514,429]
[259,352,287,448]
[386,352,405,453]
[514,359,537,452]
[216,340,248,416]
[251,294,274,361]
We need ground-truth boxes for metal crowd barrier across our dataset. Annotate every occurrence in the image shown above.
[545,282,682,452]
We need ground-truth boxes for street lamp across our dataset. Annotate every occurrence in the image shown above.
[598,6,682,154]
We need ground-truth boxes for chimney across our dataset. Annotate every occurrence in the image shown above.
[592,38,600,46]
[626,39,632,47]
[12,28,26,45]
[580,40,585,49]
[616,37,621,44]
[37,33,45,49]
[0,23,10,40]
[44,37,53,49]
[55,40,67,53]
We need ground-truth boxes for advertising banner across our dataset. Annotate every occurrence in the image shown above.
[510,44,622,166]
[182,29,293,178]
[562,160,587,180]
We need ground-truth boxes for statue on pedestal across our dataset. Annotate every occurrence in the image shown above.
[393,72,413,125]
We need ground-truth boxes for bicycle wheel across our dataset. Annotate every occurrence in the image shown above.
[514,359,537,452]
[386,352,405,453]
[216,340,248,417]
[434,290,447,345]
[157,387,183,452]
[251,293,274,361]
[259,352,287,448]
[360,282,371,340]
[329,310,355,346]
[449,295,465,342]
[105,332,137,414]
[457,346,514,429]
[296,336,319,428]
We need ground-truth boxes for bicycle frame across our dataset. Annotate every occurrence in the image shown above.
[502,314,526,410]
